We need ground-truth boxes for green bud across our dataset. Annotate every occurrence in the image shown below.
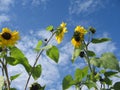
[89,27,96,34]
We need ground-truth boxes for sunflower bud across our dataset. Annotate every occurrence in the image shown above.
[79,51,85,58]
[89,27,96,34]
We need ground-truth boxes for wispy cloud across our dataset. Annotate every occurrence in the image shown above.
[0,14,10,25]
[69,0,104,15]
[0,0,14,12]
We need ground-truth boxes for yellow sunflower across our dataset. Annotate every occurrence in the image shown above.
[0,27,20,47]
[55,22,67,44]
[71,26,87,48]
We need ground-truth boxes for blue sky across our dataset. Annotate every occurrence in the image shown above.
[0,0,120,90]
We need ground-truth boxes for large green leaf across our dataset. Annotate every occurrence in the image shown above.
[10,73,21,81]
[75,66,88,83]
[0,76,4,90]
[46,46,59,63]
[62,75,73,90]
[35,40,42,52]
[92,38,111,44]
[100,53,119,70]
[90,53,119,71]
[31,64,42,80]
[9,46,32,74]
[90,57,101,67]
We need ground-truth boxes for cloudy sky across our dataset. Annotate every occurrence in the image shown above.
[0,0,120,90]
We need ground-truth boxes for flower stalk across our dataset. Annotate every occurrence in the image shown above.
[24,31,56,90]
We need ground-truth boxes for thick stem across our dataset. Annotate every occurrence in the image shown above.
[24,32,55,90]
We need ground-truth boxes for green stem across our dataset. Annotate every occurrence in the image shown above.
[4,63,10,90]
[24,31,56,90]
[83,41,92,73]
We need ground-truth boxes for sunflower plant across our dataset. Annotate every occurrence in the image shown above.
[62,26,120,90]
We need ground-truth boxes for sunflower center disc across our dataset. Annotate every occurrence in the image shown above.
[2,32,12,40]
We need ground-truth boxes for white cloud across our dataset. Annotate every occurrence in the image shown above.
[31,0,49,7]
[0,14,10,25]
[69,0,104,15]
[0,0,14,12]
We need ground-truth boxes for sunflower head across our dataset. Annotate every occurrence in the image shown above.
[0,28,20,47]
[55,22,67,44]
[75,26,87,34]
[71,26,87,48]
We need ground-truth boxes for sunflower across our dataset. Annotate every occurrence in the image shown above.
[71,26,87,48]
[55,22,67,44]
[0,28,20,47]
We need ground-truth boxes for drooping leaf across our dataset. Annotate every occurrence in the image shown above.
[46,46,59,63]
[86,50,96,57]
[31,64,42,80]
[113,82,120,90]
[46,25,54,31]
[72,48,81,63]
[9,46,32,74]
[62,75,73,90]
[92,38,111,44]
[104,71,118,77]
[100,52,119,70]
[0,76,4,90]
[35,40,42,52]
[10,73,21,81]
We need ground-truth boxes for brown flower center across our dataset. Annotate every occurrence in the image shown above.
[74,31,81,41]
[2,32,12,40]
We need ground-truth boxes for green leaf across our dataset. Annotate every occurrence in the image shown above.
[31,64,42,80]
[87,50,96,57]
[84,81,97,89]
[40,45,52,50]
[104,71,118,77]
[90,57,101,67]
[46,46,59,63]
[62,75,73,90]
[10,88,17,90]
[75,66,88,83]
[35,40,42,52]
[0,76,4,90]
[100,53,119,70]
[103,77,112,85]
[10,73,21,81]
[92,38,111,44]
[46,25,54,31]
[9,46,32,74]
[71,48,81,63]
[75,68,82,82]
[113,82,120,90]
